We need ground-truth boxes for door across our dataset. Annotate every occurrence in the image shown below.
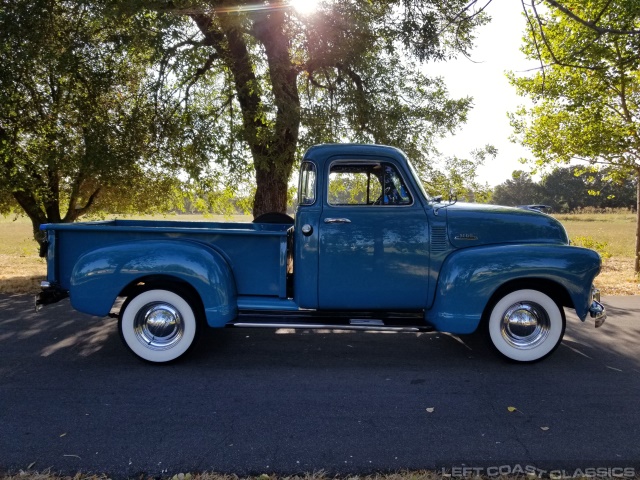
[318,160,430,310]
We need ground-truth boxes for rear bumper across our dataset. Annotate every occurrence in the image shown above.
[35,281,69,311]
[589,287,606,328]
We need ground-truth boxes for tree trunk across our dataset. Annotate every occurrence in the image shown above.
[191,10,300,218]
[253,163,291,217]
[12,191,48,248]
[251,12,300,216]
[10,172,99,249]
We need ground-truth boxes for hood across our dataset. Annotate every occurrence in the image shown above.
[444,203,569,248]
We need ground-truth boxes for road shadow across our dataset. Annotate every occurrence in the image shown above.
[1,294,638,372]
[562,296,640,371]
[1,294,640,477]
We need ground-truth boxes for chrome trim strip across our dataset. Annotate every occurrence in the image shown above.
[349,319,385,326]
[324,218,352,224]
[228,322,431,332]
[454,234,478,241]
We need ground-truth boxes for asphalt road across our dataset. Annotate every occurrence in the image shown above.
[1,294,639,478]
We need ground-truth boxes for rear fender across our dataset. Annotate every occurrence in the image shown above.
[70,240,237,327]
[427,244,601,334]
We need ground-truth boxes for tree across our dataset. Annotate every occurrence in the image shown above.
[0,0,195,246]
[420,145,495,203]
[523,0,640,42]
[492,166,637,212]
[540,166,637,212]
[140,0,489,217]
[508,0,640,271]
[492,171,543,207]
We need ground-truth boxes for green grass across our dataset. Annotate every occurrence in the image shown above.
[554,212,636,258]
[0,215,40,257]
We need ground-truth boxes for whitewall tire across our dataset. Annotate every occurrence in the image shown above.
[488,289,565,363]
[119,289,199,363]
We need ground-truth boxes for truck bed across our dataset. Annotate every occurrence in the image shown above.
[42,219,292,298]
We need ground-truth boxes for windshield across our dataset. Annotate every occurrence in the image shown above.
[405,157,430,202]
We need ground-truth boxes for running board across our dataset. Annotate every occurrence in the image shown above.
[227,318,433,333]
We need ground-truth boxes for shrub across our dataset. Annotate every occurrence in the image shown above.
[571,236,612,258]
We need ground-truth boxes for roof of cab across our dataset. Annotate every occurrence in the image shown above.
[302,143,408,168]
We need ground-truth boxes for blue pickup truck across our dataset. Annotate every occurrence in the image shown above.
[37,144,606,363]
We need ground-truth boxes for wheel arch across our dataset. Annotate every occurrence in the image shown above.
[427,244,600,334]
[115,275,206,320]
[482,277,573,324]
[69,239,238,326]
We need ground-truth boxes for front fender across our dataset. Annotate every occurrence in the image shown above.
[70,240,237,327]
[427,244,601,334]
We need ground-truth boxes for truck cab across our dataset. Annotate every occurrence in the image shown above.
[294,145,432,311]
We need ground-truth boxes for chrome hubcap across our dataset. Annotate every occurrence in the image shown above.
[134,302,184,350]
[500,302,550,349]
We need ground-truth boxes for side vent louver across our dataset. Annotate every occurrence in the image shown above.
[431,226,448,251]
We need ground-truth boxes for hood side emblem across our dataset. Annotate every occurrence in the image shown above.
[454,233,478,241]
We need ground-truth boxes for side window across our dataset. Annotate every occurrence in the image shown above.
[328,169,382,205]
[328,162,412,206]
[298,162,316,206]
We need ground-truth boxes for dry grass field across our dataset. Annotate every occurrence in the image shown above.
[0,212,637,295]
[0,214,250,295]
[0,215,46,295]
[555,211,638,295]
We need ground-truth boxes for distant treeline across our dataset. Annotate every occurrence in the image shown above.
[492,166,637,213]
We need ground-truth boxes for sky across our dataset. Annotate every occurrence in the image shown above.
[426,0,540,186]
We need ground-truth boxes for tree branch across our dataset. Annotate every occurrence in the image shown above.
[522,0,546,92]
[438,0,493,36]
[526,0,606,72]
[543,0,640,36]
[183,52,220,104]
[66,187,102,221]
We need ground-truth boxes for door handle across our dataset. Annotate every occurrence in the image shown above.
[324,218,351,224]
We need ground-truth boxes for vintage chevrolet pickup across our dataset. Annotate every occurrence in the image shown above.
[37,144,606,363]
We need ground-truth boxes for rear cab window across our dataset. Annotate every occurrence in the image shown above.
[298,162,317,206]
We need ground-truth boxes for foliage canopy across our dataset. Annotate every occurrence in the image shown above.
[137,0,490,216]
[508,0,640,269]
[0,0,198,243]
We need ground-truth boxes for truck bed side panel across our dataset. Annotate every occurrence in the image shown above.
[45,220,289,299]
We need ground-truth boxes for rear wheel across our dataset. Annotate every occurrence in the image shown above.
[119,288,199,363]
[487,289,565,362]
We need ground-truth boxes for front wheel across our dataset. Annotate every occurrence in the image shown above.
[119,288,199,363]
[487,289,565,363]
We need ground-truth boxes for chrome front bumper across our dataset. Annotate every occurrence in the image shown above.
[589,287,607,328]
